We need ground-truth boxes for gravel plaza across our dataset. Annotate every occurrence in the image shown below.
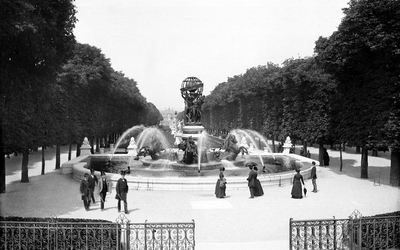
[1,144,399,249]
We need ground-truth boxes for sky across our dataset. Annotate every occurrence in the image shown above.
[73,0,349,112]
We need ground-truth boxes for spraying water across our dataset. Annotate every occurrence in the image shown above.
[230,129,276,168]
[110,125,145,160]
[196,131,209,172]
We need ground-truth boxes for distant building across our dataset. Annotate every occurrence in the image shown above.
[159,108,177,128]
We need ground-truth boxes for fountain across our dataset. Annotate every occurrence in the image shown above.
[61,77,317,190]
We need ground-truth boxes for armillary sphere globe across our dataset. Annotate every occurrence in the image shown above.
[180,76,203,96]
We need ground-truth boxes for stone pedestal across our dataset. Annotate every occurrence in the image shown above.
[181,125,205,141]
[99,148,105,154]
[282,144,292,154]
[110,144,114,152]
[127,145,137,156]
[80,144,92,156]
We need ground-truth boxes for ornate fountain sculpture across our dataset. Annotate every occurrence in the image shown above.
[181,77,205,125]
[176,77,206,164]
[135,135,166,160]
[222,134,249,161]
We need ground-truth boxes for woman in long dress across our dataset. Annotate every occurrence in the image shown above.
[291,168,305,199]
[215,167,226,198]
[253,166,264,196]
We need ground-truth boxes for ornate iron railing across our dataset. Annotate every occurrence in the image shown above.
[0,221,120,250]
[350,215,400,249]
[290,210,400,250]
[117,214,195,250]
[1,215,195,250]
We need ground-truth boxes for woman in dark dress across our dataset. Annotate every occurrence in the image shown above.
[215,167,226,198]
[323,148,330,166]
[253,166,264,196]
[291,168,305,199]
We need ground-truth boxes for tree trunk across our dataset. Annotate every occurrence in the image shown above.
[76,143,81,157]
[90,138,95,154]
[21,150,29,183]
[361,146,368,179]
[55,144,60,169]
[318,142,324,166]
[390,149,400,186]
[356,146,361,154]
[96,137,100,153]
[41,146,45,175]
[68,143,72,161]
[339,143,343,172]
[271,134,276,153]
[0,127,6,193]
[303,140,308,157]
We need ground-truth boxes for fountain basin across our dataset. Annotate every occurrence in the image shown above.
[141,158,245,171]
[62,151,317,191]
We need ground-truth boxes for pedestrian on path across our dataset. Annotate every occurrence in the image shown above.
[98,171,111,211]
[88,169,98,204]
[80,173,90,211]
[246,163,257,198]
[215,167,227,198]
[115,170,129,214]
[323,148,330,166]
[254,166,264,197]
[291,168,305,199]
[310,161,318,192]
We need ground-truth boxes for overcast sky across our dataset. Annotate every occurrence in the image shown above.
[73,0,349,112]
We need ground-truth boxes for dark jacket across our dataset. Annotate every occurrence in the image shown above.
[247,170,257,187]
[88,174,98,190]
[80,179,90,200]
[311,166,317,179]
[115,178,128,200]
[98,177,110,194]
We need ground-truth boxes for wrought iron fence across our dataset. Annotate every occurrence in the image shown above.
[290,210,400,250]
[1,214,195,250]
[116,214,195,250]
[0,221,120,250]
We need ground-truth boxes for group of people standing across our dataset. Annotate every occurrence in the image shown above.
[291,161,318,199]
[215,163,264,199]
[80,169,129,213]
[215,161,318,200]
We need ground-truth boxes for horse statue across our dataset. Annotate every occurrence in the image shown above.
[222,134,249,161]
[134,135,165,160]
[134,146,160,160]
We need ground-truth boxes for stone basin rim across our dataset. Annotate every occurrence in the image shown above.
[64,153,317,191]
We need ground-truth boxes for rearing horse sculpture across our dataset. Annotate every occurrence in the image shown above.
[222,134,248,161]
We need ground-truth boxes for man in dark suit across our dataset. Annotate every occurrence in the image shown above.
[311,161,318,192]
[116,170,129,214]
[80,173,90,211]
[246,164,257,198]
[98,171,111,211]
[88,169,98,204]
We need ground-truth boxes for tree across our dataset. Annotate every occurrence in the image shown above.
[315,0,400,181]
[0,0,76,189]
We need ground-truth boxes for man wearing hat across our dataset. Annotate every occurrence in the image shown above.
[310,161,318,192]
[115,170,129,213]
[98,171,111,211]
[88,168,98,204]
[246,163,257,198]
[80,173,90,211]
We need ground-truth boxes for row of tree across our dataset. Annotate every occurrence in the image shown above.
[0,0,162,193]
[201,0,400,186]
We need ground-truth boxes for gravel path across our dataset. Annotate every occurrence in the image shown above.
[1,144,399,249]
